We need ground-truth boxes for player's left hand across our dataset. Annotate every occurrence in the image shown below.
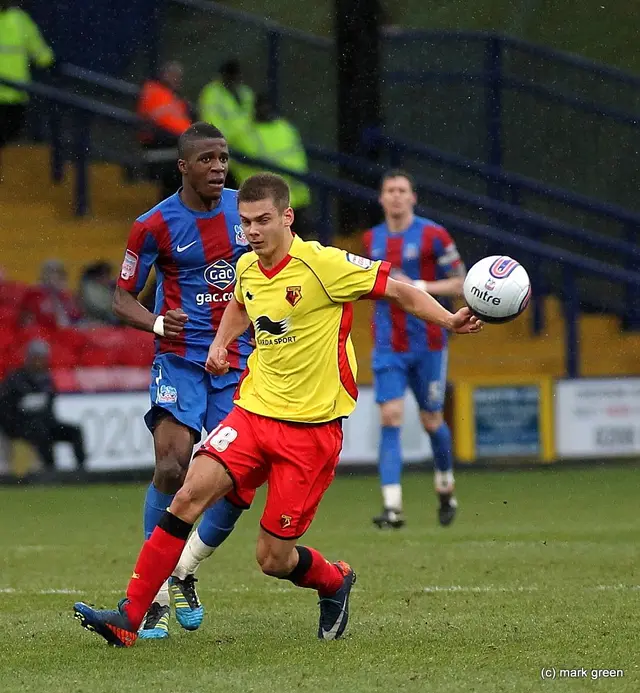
[206,343,230,375]
[448,307,484,334]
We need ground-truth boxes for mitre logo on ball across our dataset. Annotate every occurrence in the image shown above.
[485,278,496,291]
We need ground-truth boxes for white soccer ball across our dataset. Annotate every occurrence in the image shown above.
[463,255,531,324]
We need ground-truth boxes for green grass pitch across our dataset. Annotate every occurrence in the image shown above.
[0,465,638,692]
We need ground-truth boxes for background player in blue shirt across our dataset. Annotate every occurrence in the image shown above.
[114,122,252,638]
[363,170,465,529]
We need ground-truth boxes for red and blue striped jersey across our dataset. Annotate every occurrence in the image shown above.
[363,216,462,353]
[117,189,252,369]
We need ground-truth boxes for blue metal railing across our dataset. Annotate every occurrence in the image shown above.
[58,63,640,267]
[4,77,640,378]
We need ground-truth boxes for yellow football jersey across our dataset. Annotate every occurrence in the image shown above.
[233,234,390,422]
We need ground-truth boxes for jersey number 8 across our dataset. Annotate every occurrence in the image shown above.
[205,425,238,452]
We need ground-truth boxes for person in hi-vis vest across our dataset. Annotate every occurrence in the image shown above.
[233,93,314,239]
[198,60,254,188]
[137,61,192,200]
[0,0,54,179]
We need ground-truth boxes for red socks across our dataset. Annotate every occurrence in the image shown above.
[288,546,344,596]
[123,513,192,629]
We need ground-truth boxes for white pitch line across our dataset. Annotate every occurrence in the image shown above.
[2,585,640,596]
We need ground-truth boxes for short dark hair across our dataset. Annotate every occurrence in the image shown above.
[178,122,225,159]
[380,168,415,192]
[238,173,290,211]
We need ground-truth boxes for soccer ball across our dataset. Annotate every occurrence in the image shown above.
[463,255,531,324]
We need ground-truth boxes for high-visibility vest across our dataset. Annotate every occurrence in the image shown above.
[198,79,254,149]
[0,8,54,104]
[136,80,191,142]
[234,118,311,209]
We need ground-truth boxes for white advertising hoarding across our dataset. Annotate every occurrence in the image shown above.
[52,388,433,471]
[555,378,640,458]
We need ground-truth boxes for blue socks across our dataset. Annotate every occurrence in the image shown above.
[143,484,175,539]
[429,422,453,473]
[379,426,402,486]
[197,498,244,548]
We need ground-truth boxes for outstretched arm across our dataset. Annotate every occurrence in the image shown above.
[382,277,482,334]
[206,297,251,374]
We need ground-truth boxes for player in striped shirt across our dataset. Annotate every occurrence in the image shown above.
[363,170,466,529]
[114,122,254,638]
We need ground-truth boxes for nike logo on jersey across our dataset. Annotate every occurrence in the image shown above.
[176,241,197,253]
[255,315,289,336]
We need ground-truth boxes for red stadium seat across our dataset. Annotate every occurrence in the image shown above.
[16,325,54,346]
[0,305,19,333]
[116,328,155,366]
[84,326,130,350]
[0,321,17,352]
[49,343,78,369]
[0,280,29,308]
[78,346,118,367]
[55,327,90,356]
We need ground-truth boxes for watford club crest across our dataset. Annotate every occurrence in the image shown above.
[285,285,302,307]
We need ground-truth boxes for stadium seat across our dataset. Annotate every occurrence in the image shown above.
[0,280,29,308]
[16,325,54,347]
[55,327,90,355]
[0,306,19,332]
[78,346,119,367]
[116,328,155,366]
[49,343,78,369]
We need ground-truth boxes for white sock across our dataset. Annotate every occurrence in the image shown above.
[172,530,216,580]
[382,483,403,511]
[152,580,170,608]
[434,470,455,495]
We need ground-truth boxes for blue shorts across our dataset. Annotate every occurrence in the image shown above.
[372,349,448,412]
[145,353,242,439]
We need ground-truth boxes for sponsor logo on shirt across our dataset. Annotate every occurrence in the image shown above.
[346,252,373,269]
[120,249,138,280]
[197,260,236,306]
[204,260,236,290]
[255,315,296,346]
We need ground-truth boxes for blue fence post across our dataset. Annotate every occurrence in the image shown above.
[624,223,639,328]
[73,110,91,217]
[49,103,64,184]
[267,30,281,113]
[529,259,544,336]
[318,188,331,246]
[484,36,503,199]
[148,1,161,79]
[563,268,579,377]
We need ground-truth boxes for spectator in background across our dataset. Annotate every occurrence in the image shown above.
[198,59,254,188]
[0,0,54,182]
[20,259,83,329]
[137,61,192,200]
[234,93,314,238]
[78,261,119,325]
[0,340,86,475]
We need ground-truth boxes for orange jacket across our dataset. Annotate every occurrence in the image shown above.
[137,80,191,142]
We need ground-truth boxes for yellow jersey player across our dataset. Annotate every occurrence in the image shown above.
[73,173,482,647]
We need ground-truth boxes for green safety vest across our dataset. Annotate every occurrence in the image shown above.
[0,8,54,103]
[198,79,254,149]
[234,118,312,209]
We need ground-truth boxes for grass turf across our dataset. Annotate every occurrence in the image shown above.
[0,465,638,692]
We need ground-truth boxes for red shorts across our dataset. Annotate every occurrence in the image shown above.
[198,407,343,539]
